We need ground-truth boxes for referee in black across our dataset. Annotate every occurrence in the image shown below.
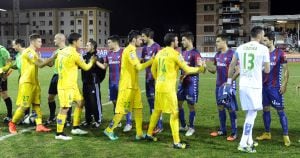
[81,39,106,128]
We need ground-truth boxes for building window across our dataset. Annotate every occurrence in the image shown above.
[104,21,107,26]
[99,21,101,25]
[4,13,8,18]
[60,30,64,34]
[99,39,101,44]
[99,29,101,33]
[99,11,102,16]
[32,21,36,26]
[204,26,214,32]
[70,20,74,25]
[104,30,107,35]
[77,20,82,25]
[70,11,74,16]
[49,30,53,35]
[33,30,36,33]
[89,29,93,34]
[60,21,64,26]
[40,21,45,26]
[49,12,52,17]
[89,11,93,16]
[104,12,107,17]
[60,12,64,17]
[203,36,215,45]
[78,29,82,34]
[4,31,9,36]
[249,2,260,10]
[71,29,74,33]
[204,4,214,11]
[49,21,52,26]
[204,47,209,52]
[42,39,46,44]
[105,39,107,44]
[79,11,84,16]
[39,12,45,17]
[26,13,29,18]
[32,12,36,17]
[204,15,214,22]
[89,20,93,25]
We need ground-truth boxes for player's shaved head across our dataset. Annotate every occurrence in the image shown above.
[55,33,66,40]
[251,26,264,38]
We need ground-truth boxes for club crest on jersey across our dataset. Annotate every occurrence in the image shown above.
[28,52,34,59]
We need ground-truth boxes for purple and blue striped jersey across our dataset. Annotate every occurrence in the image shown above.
[214,49,235,88]
[263,48,287,88]
[180,48,202,85]
[141,42,160,81]
[104,49,123,85]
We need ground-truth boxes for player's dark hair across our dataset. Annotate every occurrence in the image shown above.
[68,33,81,45]
[216,34,228,42]
[265,31,275,43]
[181,32,194,43]
[164,33,177,46]
[128,30,140,43]
[14,39,26,47]
[141,28,154,39]
[108,35,120,44]
[89,39,97,52]
[251,26,264,38]
[29,34,41,41]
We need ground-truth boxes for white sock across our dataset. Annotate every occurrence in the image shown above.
[239,110,257,147]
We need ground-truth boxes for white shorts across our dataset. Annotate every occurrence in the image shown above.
[239,86,263,111]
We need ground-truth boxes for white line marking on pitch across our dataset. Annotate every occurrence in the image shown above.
[0,127,35,141]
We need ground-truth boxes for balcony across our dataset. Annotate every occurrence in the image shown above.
[219,7,244,14]
[228,40,236,45]
[218,29,243,36]
[218,18,243,25]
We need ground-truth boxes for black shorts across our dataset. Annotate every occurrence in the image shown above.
[48,74,58,95]
[0,79,7,92]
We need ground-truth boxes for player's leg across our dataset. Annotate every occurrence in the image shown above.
[46,74,58,124]
[177,84,187,131]
[146,80,154,114]
[185,81,198,137]
[146,109,161,138]
[211,88,227,137]
[104,89,131,140]
[9,83,33,133]
[71,88,88,135]
[272,88,290,146]
[110,84,122,127]
[256,87,272,140]
[123,85,132,132]
[238,110,257,153]
[33,85,51,132]
[82,85,93,127]
[56,107,72,140]
[1,80,13,123]
[91,82,102,128]
[227,94,238,141]
[133,88,144,139]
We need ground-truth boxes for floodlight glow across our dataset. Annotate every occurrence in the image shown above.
[0,9,7,12]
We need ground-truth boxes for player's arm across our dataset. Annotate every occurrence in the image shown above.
[75,53,96,71]
[206,63,216,74]
[263,49,270,74]
[227,54,238,84]
[95,57,108,70]
[151,57,158,80]
[0,62,13,74]
[280,63,289,94]
[34,52,57,68]
[232,65,240,81]
[129,51,153,71]
[176,54,205,74]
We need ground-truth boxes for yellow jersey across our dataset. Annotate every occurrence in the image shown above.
[119,44,153,90]
[56,46,93,90]
[151,47,205,93]
[19,47,39,85]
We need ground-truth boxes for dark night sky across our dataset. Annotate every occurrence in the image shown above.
[0,0,298,43]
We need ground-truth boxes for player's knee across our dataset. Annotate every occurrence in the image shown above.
[178,101,184,109]
[48,95,55,102]
[263,106,271,112]
[0,91,8,99]
[188,104,195,111]
[218,105,224,111]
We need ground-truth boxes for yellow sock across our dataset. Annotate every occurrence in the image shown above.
[73,107,82,127]
[32,105,42,125]
[147,110,161,136]
[12,107,25,123]
[133,108,143,136]
[105,113,123,133]
[56,113,67,133]
[170,112,180,144]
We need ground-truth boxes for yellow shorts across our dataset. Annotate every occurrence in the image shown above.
[115,88,143,114]
[58,87,83,108]
[16,83,41,107]
[154,92,178,114]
